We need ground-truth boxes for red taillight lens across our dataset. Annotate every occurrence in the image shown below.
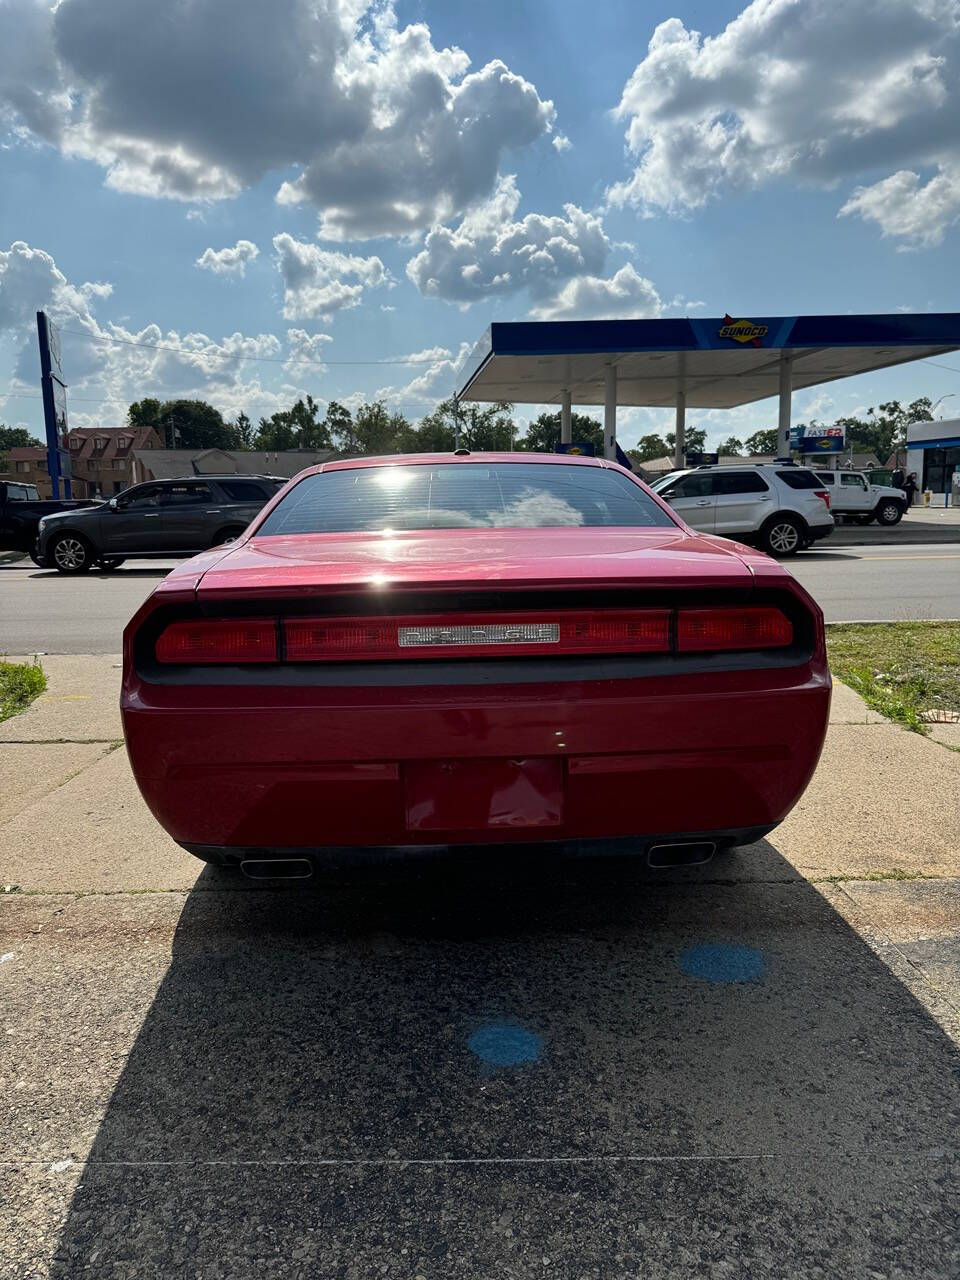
[156,619,277,664]
[284,610,672,662]
[815,490,830,509]
[676,607,793,652]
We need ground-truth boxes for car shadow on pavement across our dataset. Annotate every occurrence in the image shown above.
[26,568,174,579]
[48,842,959,1277]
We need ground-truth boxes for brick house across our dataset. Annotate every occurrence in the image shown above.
[0,447,59,496]
[64,426,164,496]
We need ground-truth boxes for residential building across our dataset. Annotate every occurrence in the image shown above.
[0,447,59,496]
[133,447,336,482]
[64,426,165,496]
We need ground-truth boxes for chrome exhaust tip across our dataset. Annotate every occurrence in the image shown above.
[646,841,716,869]
[240,857,314,881]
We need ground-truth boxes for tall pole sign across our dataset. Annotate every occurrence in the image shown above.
[36,311,71,499]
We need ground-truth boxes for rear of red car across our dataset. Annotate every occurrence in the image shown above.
[122,455,830,874]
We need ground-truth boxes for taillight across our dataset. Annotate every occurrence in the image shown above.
[154,606,795,664]
[676,607,793,652]
[285,610,672,662]
[815,490,830,509]
[156,618,277,664]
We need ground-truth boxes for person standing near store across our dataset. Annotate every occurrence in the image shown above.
[903,472,918,506]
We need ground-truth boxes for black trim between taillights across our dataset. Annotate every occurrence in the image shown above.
[133,586,818,687]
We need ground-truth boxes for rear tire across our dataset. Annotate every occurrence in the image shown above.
[29,547,45,567]
[875,500,904,526]
[211,525,244,547]
[50,532,93,574]
[759,514,803,557]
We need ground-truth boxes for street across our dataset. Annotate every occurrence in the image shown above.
[2,541,959,654]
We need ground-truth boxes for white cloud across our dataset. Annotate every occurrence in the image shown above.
[0,239,289,428]
[284,327,333,374]
[273,233,391,320]
[551,133,572,153]
[839,165,960,248]
[375,343,471,409]
[531,263,664,321]
[608,0,960,246]
[0,0,556,240]
[407,175,611,306]
[195,240,260,277]
[406,175,673,320]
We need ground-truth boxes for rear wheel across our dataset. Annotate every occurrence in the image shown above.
[211,525,245,547]
[98,557,125,571]
[875,500,904,526]
[759,514,803,557]
[50,532,93,574]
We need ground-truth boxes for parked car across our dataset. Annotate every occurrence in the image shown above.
[0,480,101,564]
[650,463,834,556]
[37,475,285,572]
[122,452,830,879]
[813,470,906,525]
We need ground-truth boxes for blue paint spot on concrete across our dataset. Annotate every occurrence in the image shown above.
[468,1024,543,1067]
[679,943,766,983]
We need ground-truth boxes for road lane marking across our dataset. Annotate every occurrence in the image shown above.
[853,554,960,562]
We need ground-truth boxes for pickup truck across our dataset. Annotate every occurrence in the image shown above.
[813,470,906,525]
[0,480,100,563]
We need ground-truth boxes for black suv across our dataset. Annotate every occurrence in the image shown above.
[36,475,284,573]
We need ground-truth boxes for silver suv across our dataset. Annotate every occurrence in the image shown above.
[650,464,834,556]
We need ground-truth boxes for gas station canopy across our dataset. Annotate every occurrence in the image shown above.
[454,312,960,463]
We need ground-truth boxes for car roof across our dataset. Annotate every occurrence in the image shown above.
[319,451,605,473]
[145,474,280,483]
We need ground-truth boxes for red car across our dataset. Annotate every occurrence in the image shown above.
[122,453,830,877]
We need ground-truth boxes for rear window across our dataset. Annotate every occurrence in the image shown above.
[776,469,825,489]
[815,472,835,485]
[256,463,677,534]
[218,480,269,502]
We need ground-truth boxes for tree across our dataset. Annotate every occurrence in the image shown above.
[719,436,744,456]
[254,396,331,451]
[411,403,456,452]
[834,398,933,461]
[0,425,43,451]
[230,412,254,450]
[515,410,601,453]
[666,426,707,454]
[127,399,163,432]
[142,399,232,449]
[743,428,779,455]
[628,433,670,464]
[323,401,355,452]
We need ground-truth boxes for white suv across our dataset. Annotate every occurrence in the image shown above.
[813,470,905,526]
[650,464,834,556]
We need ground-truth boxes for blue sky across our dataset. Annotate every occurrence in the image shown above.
[1,0,959,447]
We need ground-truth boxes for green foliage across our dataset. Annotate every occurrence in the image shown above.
[0,426,43,450]
[826,621,960,735]
[628,434,670,464]
[666,426,707,454]
[719,436,744,456]
[127,399,163,431]
[516,411,601,453]
[0,658,46,723]
[231,411,255,450]
[743,428,779,455]
[128,398,233,450]
[255,396,330,451]
[832,398,933,462]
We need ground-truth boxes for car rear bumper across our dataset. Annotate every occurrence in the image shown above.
[123,664,831,850]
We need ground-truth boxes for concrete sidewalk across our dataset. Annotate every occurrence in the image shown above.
[830,503,960,545]
[2,654,959,892]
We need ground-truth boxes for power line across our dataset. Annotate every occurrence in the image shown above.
[59,328,455,368]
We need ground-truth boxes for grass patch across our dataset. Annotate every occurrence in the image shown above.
[826,621,960,734]
[0,657,47,723]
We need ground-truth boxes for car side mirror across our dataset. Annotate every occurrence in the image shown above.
[108,497,119,510]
